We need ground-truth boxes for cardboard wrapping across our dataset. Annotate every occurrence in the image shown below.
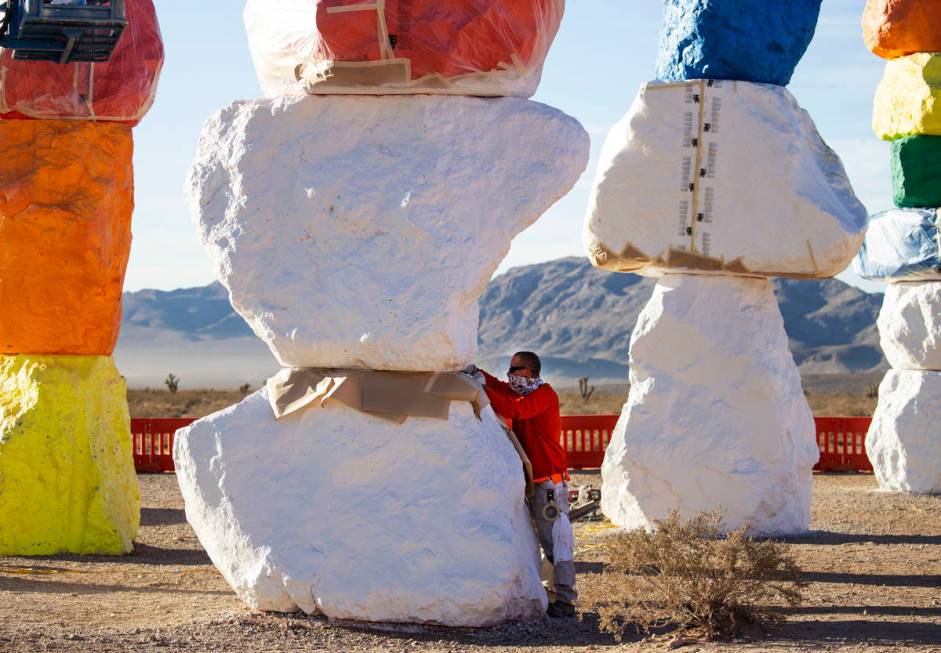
[0,0,163,124]
[584,80,867,279]
[267,368,490,423]
[244,0,563,97]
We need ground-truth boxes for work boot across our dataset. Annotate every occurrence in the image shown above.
[547,601,576,619]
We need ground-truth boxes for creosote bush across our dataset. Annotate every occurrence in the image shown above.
[580,511,804,641]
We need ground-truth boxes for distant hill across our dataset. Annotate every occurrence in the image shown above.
[115,258,886,388]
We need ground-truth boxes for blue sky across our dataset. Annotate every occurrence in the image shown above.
[129,0,889,293]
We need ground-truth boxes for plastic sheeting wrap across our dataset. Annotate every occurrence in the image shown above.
[853,209,941,282]
[873,53,941,141]
[584,80,867,279]
[863,0,941,60]
[0,0,163,123]
[244,0,563,97]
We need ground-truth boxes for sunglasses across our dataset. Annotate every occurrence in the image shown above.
[508,366,530,374]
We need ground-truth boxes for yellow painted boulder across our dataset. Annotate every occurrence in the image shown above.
[0,120,134,355]
[0,355,139,555]
[874,53,941,141]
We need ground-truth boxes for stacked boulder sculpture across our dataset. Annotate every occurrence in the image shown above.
[586,0,869,534]
[0,0,163,556]
[175,0,589,625]
[853,0,941,494]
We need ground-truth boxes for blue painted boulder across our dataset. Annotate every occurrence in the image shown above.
[656,0,822,86]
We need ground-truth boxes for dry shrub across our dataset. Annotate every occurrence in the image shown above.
[580,511,804,641]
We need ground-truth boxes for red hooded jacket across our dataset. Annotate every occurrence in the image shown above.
[482,371,568,482]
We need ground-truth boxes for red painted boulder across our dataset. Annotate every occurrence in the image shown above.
[245,0,563,97]
[0,0,163,124]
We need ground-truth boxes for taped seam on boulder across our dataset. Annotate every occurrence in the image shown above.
[266,368,490,423]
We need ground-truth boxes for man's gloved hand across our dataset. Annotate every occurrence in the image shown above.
[461,364,485,386]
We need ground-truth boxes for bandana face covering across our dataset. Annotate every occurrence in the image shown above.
[508,373,544,396]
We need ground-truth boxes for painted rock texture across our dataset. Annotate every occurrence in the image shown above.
[854,209,941,281]
[891,136,941,209]
[863,0,941,60]
[244,0,563,97]
[873,53,941,140]
[186,94,588,371]
[867,370,941,494]
[174,389,545,625]
[656,0,822,86]
[0,0,163,123]
[0,355,139,555]
[600,275,818,535]
[585,80,867,278]
[0,120,134,354]
[878,282,941,371]
[0,120,134,355]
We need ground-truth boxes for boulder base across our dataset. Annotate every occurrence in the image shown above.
[891,135,941,209]
[879,282,941,371]
[0,355,139,555]
[867,370,941,494]
[186,94,588,371]
[656,0,822,86]
[0,120,134,355]
[174,390,546,626]
[873,53,941,141]
[585,80,866,278]
[863,0,941,60]
[601,275,818,535]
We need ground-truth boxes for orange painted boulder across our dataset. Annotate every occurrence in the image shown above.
[0,0,163,124]
[0,120,134,355]
[863,0,941,59]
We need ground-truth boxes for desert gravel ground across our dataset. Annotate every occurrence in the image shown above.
[0,473,938,653]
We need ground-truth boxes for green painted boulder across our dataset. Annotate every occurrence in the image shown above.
[893,135,941,209]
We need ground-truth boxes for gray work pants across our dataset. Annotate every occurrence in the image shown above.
[528,480,577,605]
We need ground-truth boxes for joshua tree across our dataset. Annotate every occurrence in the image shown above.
[239,383,252,397]
[165,373,180,394]
[579,376,595,402]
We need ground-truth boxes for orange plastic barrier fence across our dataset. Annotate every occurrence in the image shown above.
[130,415,875,474]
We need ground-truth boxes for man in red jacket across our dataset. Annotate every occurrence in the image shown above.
[477,351,576,618]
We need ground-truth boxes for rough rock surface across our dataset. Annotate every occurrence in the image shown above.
[0,355,139,555]
[878,282,941,371]
[186,94,588,371]
[891,135,941,209]
[656,0,822,86]
[174,389,546,625]
[601,275,818,535]
[0,120,134,355]
[585,80,867,278]
[863,0,941,60]
[0,0,163,123]
[853,208,941,282]
[867,370,941,494]
[873,53,941,141]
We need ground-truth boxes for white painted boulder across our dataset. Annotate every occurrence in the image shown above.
[185,94,588,371]
[867,370,941,494]
[601,275,818,535]
[878,281,941,371]
[173,389,546,625]
[584,80,868,278]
